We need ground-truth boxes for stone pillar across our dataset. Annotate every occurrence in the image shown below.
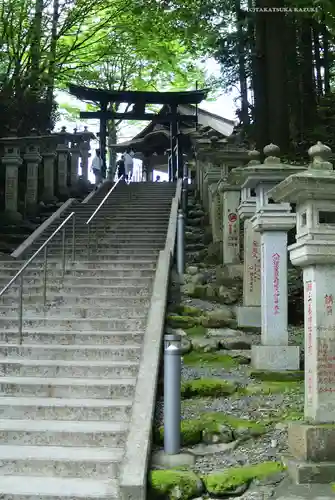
[56,127,69,196]
[239,144,305,370]
[41,151,56,202]
[209,182,222,243]
[24,142,42,213]
[79,127,91,183]
[70,130,81,188]
[1,144,23,221]
[237,151,262,327]
[270,141,335,484]
[222,187,240,264]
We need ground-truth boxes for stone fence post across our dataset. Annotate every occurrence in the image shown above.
[1,137,23,221]
[237,150,262,328]
[269,141,335,484]
[56,126,70,196]
[41,131,58,203]
[79,126,95,184]
[24,131,42,213]
[70,128,81,188]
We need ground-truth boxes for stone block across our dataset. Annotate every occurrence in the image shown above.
[237,305,261,328]
[283,455,335,484]
[288,422,335,462]
[251,345,300,370]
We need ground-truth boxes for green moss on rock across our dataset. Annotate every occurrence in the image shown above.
[166,315,200,329]
[245,381,302,395]
[149,469,202,499]
[184,325,207,337]
[181,378,237,398]
[183,351,239,368]
[171,305,203,317]
[250,370,304,382]
[201,412,268,436]
[156,419,203,446]
[203,462,285,496]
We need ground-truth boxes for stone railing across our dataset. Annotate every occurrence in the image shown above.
[0,126,96,223]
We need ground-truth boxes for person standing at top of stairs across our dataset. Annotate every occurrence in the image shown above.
[91,149,103,187]
[124,148,134,183]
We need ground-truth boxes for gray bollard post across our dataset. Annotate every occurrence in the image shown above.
[177,209,184,276]
[164,334,181,454]
[182,186,187,215]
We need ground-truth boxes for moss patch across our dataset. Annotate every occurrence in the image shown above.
[181,378,237,398]
[171,305,203,317]
[245,381,303,395]
[183,351,239,369]
[166,315,200,329]
[184,325,207,337]
[201,412,268,436]
[155,418,203,446]
[203,461,285,496]
[149,469,202,499]
[154,411,268,448]
[250,370,304,382]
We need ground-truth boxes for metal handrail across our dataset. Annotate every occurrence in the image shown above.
[86,176,123,225]
[0,211,76,343]
[85,175,124,258]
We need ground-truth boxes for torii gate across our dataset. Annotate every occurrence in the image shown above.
[68,84,207,181]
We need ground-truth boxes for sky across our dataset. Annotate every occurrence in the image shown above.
[56,58,239,180]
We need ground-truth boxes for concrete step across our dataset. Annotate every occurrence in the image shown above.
[2,284,151,297]
[0,396,132,421]
[0,418,128,447]
[0,475,120,499]
[0,316,147,331]
[0,376,136,399]
[0,294,150,307]
[0,329,144,344]
[0,344,141,361]
[0,260,157,270]
[0,276,153,287]
[0,268,155,279]
[0,358,139,377]
[0,306,147,320]
[0,444,123,479]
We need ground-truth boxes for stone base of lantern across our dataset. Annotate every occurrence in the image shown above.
[237,306,261,328]
[283,422,335,483]
[251,345,299,370]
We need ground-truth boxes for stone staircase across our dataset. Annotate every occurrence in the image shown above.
[0,181,176,499]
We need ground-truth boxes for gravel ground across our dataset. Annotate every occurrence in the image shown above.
[154,351,304,475]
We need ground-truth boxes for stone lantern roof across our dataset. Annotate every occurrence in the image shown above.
[239,144,306,190]
[268,142,335,203]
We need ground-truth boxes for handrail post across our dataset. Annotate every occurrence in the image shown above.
[62,227,66,278]
[177,209,185,276]
[43,245,48,307]
[87,224,91,259]
[18,274,24,344]
[72,212,76,261]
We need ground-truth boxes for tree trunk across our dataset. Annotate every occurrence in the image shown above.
[286,15,301,146]
[235,0,249,127]
[46,0,59,119]
[313,21,323,96]
[322,23,331,94]
[299,18,317,135]
[263,0,289,152]
[253,0,268,150]
[30,0,43,91]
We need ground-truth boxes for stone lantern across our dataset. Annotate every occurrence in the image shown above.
[269,142,335,484]
[240,144,306,370]
[237,150,262,328]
